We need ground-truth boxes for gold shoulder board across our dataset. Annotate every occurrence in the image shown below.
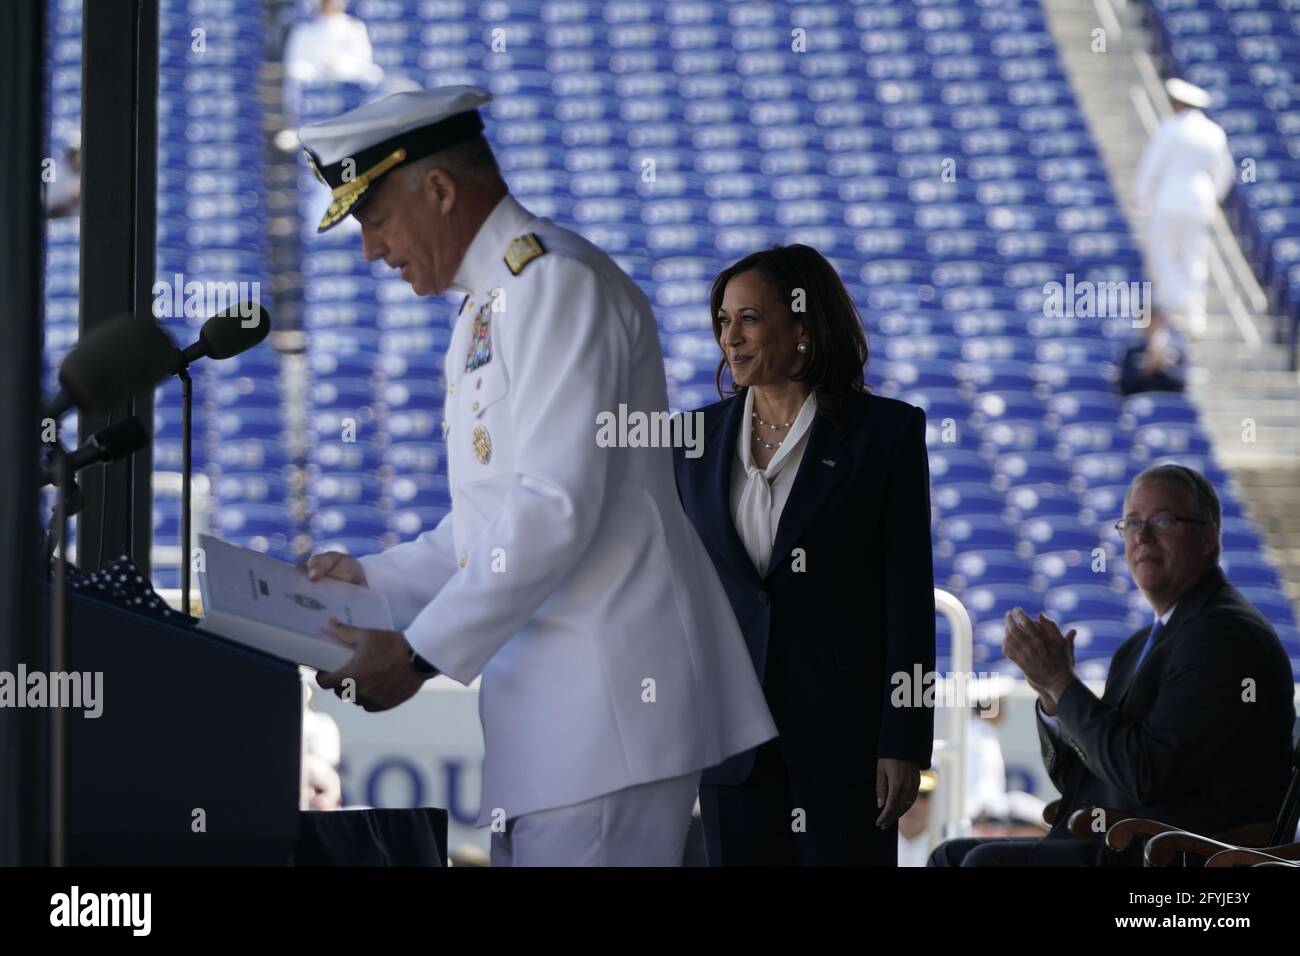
[504,234,546,275]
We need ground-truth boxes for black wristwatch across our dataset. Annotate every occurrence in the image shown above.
[408,645,438,676]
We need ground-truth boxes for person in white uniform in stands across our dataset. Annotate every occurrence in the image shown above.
[1133,77,1236,340]
[282,0,383,87]
[296,86,777,866]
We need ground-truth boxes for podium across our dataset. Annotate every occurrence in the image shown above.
[66,590,302,865]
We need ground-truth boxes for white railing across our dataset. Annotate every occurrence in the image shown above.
[931,588,973,842]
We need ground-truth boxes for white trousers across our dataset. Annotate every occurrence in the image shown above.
[489,770,700,867]
[1145,209,1212,333]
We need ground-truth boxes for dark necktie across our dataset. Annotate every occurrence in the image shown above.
[1133,616,1165,671]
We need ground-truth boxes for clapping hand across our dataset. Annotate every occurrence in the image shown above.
[1002,608,1078,714]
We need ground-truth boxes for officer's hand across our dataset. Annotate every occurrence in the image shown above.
[316,619,427,712]
[304,551,368,587]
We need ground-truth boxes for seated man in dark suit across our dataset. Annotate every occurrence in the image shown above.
[930,463,1296,866]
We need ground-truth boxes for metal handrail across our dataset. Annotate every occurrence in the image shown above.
[932,588,973,841]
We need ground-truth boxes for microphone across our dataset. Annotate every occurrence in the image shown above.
[44,314,180,420]
[41,418,150,488]
[172,303,272,372]
[169,302,273,616]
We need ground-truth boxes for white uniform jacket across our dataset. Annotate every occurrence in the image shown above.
[359,195,777,825]
[1134,109,1236,224]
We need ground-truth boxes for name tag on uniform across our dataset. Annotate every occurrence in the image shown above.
[465,302,493,372]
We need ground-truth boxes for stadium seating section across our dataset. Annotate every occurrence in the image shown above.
[43,0,1300,678]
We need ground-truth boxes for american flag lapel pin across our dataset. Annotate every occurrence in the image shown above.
[822,458,836,468]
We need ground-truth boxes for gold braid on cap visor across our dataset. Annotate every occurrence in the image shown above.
[315,146,408,232]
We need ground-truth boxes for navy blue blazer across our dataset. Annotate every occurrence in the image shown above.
[674,389,936,787]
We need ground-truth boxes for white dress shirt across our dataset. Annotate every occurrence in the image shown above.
[730,387,817,575]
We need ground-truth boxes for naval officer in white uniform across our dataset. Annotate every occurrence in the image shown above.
[1134,77,1236,337]
[298,87,777,866]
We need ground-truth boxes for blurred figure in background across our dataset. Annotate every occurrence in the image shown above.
[1133,77,1235,339]
[283,0,382,87]
[1119,306,1187,397]
[44,130,81,219]
[966,683,1047,832]
[898,770,937,866]
[302,687,342,810]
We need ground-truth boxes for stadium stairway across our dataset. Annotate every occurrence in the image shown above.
[1043,0,1300,618]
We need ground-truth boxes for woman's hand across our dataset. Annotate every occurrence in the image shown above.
[876,757,921,829]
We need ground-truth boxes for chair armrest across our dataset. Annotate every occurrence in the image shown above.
[1210,820,1275,848]
[1146,831,1237,866]
[1066,806,1132,838]
[1104,816,1178,851]
[1042,800,1061,828]
[1206,842,1300,867]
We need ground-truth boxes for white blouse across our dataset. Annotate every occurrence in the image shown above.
[729,388,818,575]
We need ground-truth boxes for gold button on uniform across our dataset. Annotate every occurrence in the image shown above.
[449,383,456,395]
[472,400,479,412]
[458,555,468,568]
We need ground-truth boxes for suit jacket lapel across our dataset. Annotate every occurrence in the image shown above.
[1115,565,1228,707]
[764,410,854,579]
[696,396,765,590]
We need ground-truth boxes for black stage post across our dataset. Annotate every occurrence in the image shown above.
[78,0,160,576]
[0,0,49,866]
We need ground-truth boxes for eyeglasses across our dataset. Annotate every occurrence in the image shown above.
[1114,515,1213,536]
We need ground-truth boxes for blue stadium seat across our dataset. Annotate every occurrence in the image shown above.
[979,420,1056,455]
[933,481,1006,518]
[949,549,1033,588]
[1005,484,1080,519]
[1238,587,1297,627]
[1046,390,1122,427]
[1062,619,1134,661]
[1043,584,1131,621]
[1032,549,1111,590]
[308,472,383,507]
[928,449,996,485]
[996,452,1074,487]
[961,583,1041,624]
[1219,552,1285,588]
[1022,515,1102,553]
[937,514,1020,552]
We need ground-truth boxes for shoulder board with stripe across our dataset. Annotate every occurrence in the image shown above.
[504,233,546,276]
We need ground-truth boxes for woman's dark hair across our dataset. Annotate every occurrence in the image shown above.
[710,244,870,418]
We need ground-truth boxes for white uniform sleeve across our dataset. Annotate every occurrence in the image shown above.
[357,511,459,632]
[1132,121,1171,218]
[282,23,320,84]
[1212,132,1236,203]
[345,16,376,69]
[403,257,631,683]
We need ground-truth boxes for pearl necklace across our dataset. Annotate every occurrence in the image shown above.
[752,410,793,430]
[751,408,793,451]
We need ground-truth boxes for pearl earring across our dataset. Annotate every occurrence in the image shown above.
[796,342,809,354]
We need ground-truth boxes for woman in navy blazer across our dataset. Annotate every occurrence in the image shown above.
[674,245,936,866]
